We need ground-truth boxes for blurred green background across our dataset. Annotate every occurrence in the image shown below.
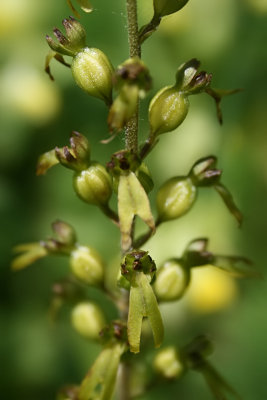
[1,0,267,399]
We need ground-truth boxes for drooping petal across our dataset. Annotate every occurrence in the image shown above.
[118,172,155,251]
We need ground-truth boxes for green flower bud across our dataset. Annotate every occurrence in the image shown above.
[51,220,77,247]
[70,245,104,286]
[154,347,185,379]
[154,0,189,18]
[148,59,211,137]
[156,177,196,222]
[108,58,152,133]
[154,259,190,301]
[188,156,243,225]
[46,19,113,104]
[56,131,91,172]
[108,85,139,132]
[46,17,86,56]
[71,47,113,105]
[71,302,106,340]
[113,57,152,93]
[73,162,112,206]
[175,59,212,94]
[149,87,189,136]
[37,132,91,175]
[99,320,128,344]
[107,150,141,177]
[121,251,156,284]
[189,156,221,187]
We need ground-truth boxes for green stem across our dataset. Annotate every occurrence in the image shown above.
[125,0,141,153]
[133,219,161,249]
[139,15,161,45]
[126,0,141,59]
[118,2,140,400]
[100,204,120,226]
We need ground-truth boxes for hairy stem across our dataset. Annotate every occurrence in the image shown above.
[118,1,140,400]
[125,0,140,153]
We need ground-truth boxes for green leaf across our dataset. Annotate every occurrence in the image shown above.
[78,343,125,400]
[118,172,155,251]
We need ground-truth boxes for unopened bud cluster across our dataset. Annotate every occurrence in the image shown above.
[37,131,113,210]
[46,17,113,105]
[148,59,212,138]
[156,155,242,224]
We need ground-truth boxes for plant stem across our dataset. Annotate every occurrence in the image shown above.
[126,0,141,59]
[118,2,140,400]
[125,0,140,153]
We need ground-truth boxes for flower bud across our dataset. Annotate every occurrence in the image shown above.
[73,162,112,206]
[154,260,190,301]
[153,0,189,18]
[121,251,156,284]
[107,150,140,177]
[46,19,114,104]
[71,302,106,340]
[71,47,113,105]
[175,59,212,94]
[156,177,196,222]
[108,85,139,132]
[189,156,221,187]
[99,320,128,344]
[149,87,189,136]
[70,245,104,286]
[113,57,152,94]
[107,57,152,135]
[46,17,86,56]
[154,347,185,379]
[52,220,77,247]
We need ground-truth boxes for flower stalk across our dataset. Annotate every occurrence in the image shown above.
[125,0,141,154]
